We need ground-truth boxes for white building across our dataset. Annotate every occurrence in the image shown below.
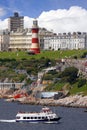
[44,32,86,50]
[0,27,87,52]
[9,28,32,51]
[0,30,10,51]
[9,28,55,51]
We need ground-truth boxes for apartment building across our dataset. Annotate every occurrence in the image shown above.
[39,28,56,49]
[8,12,24,32]
[9,28,32,51]
[44,32,86,50]
[0,30,10,51]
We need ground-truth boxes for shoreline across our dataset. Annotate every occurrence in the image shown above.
[1,91,87,108]
[8,95,87,108]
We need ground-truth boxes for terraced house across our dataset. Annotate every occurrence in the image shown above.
[44,32,87,50]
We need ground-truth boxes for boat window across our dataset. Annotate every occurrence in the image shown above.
[23,117,27,119]
[35,117,37,119]
[16,116,20,119]
[31,117,33,119]
[42,117,44,119]
[38,117,41,119]
[27,117,30,119]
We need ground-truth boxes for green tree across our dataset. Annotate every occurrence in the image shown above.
[60,67,78,84]
[78,78,86,88]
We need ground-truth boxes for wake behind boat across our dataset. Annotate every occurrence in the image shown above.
[16,107,61,123]
[0,119,16,123]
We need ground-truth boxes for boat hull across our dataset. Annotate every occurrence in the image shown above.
[16,117,61,123]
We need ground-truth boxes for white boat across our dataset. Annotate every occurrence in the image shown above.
[16,107,61,123]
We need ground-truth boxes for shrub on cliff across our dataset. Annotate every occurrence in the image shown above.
[78,78,86,88]
[60,67,78,84]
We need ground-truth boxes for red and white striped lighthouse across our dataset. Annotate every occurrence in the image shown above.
[30,19,40,54]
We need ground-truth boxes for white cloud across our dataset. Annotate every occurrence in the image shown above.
[24,16,33,28]
[0,7,6,17]
[38,6,87,33]
[0,7,7,29]
[1,6,87,33]
[0,19,8,30]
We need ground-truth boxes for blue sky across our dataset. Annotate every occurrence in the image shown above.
[0,0,87,18]
[0,0,87,33]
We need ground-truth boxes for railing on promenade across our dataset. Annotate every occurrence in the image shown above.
[0,82,24,90]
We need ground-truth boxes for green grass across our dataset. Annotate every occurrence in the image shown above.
[51,82,66,91]
[45,82,70,92]
[35,50,87,59]
[45,81,87,95]
[0,49,87,60]
[0,51,29,59]
[70,83,87,95]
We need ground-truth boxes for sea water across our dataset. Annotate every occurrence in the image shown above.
[0,99,87,130]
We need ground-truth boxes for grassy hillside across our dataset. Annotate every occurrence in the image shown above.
[0,49,87,60]
[44,81,87,96]
[0,50,87,95]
